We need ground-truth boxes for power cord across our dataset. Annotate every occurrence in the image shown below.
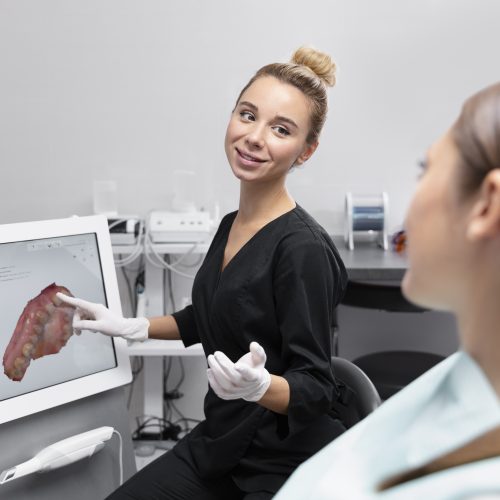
[127,356,144,409]
[162,357,201,438]
[112,219,145,268]
[112,429,124,487]
[132,416,182,441]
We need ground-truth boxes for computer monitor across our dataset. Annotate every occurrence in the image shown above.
[0,215,132,424]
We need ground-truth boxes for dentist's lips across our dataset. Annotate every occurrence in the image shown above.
[236,148,267,166]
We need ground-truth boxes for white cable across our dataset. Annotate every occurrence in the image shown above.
[143,248,196,279]
[167,242,200,267]
[108,219,126,231]
[175,252,204,268]
[112,212,205,277]
[112,430,124,487]
[144,245,197,278]
[143,222,197,279]
[113,220,145,268]
[114,241,143,267]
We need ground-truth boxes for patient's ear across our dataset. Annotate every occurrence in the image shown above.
[466,169,500,241]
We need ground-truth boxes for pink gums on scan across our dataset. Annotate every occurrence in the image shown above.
[2,283,75,382]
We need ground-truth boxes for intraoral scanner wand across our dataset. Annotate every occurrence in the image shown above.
[0,426,114,484]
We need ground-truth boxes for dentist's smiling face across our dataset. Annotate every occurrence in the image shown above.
[224,76,317,184]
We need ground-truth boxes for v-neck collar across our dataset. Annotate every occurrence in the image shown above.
[218,204,298,277]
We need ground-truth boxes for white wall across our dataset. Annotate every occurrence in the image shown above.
[1,0,500,232]
[0,0,496,433]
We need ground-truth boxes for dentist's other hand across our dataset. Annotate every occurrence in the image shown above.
[56,293,149,341]
[207,342,271,402]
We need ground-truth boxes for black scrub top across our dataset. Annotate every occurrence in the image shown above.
[172,204,348,493]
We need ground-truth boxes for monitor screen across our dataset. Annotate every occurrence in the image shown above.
[0,215,131,424]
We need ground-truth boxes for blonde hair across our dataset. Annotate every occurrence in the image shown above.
[235,46,337,144]
[452,82,500,196]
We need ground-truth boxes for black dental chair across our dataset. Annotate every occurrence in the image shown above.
[331,356,382,428]
[340,281,445,401]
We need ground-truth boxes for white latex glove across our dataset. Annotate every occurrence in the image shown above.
[56,293,149,342]
[206,342,271,402]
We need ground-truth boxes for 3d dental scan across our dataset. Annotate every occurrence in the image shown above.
[0,231,119,404]
[3,283,75,382]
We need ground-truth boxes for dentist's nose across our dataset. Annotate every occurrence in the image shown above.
[245,124,265,149]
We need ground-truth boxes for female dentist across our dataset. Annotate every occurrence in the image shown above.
[59,46,348,499]
[275,82,500,499]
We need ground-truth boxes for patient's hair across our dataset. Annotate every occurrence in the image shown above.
[236,46,337,144]
[452,82,500,196]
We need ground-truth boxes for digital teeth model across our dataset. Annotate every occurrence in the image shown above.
[2,283,75,382]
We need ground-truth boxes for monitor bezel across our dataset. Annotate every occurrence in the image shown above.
[0,215,132,424]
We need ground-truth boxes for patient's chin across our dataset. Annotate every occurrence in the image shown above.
[402,271,430,308]
[402,272,451,312]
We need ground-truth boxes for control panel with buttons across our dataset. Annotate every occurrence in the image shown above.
[148,211,212,243]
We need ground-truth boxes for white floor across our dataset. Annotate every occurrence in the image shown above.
[134,440,174,470]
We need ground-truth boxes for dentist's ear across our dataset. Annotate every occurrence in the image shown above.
[295,141,319,165]
[466,169,500,241]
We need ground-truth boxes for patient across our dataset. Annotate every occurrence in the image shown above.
[275,82,500,498]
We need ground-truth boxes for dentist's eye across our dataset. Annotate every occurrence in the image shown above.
[239,111,255,121]
[273,126,290,137]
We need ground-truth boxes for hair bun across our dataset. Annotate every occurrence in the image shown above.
[291,46,337,87]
